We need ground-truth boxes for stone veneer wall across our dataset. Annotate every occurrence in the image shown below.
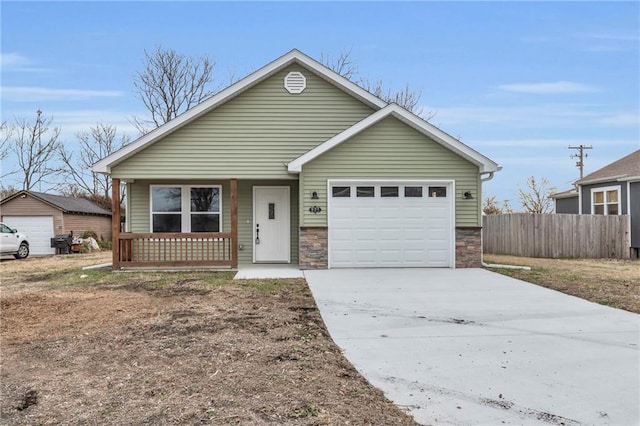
[299,227,328,269]
[300,226,482,269]
[455,227,482,268]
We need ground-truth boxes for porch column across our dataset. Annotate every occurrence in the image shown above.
[230,178,238,268]
[112,178,120,270]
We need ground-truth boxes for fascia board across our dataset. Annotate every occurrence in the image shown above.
[550,191,579,199]
[576,175,627,186]
[93,49,386,175]
[617,175,640,182]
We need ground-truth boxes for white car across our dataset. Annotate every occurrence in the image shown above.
[0,222,30,259]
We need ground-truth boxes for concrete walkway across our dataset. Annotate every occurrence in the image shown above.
[234,264,303,279]
[305,268,639,425]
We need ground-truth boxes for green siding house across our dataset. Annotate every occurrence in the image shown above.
[93,49,500,270]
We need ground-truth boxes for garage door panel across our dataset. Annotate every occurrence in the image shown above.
[329,181,453,268]
[2,216,55,255]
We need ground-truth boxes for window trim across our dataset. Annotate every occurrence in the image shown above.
[590,185,620,216]
[149,184,222,232]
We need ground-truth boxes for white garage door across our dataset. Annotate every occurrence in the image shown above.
[2,216,55,255]
[328,180,454,268]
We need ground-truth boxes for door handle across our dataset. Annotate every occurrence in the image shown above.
[255,223,260,244]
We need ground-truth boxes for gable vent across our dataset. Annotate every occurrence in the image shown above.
[284,71,306,94]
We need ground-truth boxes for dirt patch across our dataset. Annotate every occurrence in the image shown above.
[484,255,640,313]
[1,254,417,425]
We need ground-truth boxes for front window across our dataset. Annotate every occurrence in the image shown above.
[151,185,221,232]
[592,187,619,215]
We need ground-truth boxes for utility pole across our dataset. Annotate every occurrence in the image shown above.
[568,144,593,179]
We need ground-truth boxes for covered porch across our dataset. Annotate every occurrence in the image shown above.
[110,178,300,270]
[111,178,239,269]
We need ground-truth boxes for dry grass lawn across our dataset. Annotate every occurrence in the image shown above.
[484,255,640,314]
[0,253,417,425]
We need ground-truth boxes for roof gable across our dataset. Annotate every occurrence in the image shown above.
[0,191,111,216]
[287,104,500,173]
[93,49,387,174]
[576,149,640,185]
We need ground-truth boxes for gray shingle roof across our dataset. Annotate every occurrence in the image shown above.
[576,149,640,185]
[2,191,111,216]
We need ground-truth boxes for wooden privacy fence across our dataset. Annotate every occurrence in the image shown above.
[483,213,630,259]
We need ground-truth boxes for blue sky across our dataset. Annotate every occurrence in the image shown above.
[1,1,638,206]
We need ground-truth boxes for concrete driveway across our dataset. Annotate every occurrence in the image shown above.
[304,268,639,425]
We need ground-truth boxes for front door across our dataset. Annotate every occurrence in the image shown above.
[253,186,290,263]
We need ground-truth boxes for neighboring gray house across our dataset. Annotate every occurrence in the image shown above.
[93,49,500,270]
[551,149,640,257]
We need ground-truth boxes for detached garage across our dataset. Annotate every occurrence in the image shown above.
[0,191,112,255]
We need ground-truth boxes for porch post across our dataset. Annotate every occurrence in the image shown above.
[112,178,120,270]
[230,178,238,268]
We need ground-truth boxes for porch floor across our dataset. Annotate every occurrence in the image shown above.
[234,264,303,280]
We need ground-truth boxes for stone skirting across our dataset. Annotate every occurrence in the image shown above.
[299,227,328,269]
[300,226,482,269]
[455,227,482,268]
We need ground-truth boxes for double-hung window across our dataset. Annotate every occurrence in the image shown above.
[151,185,221,232]
[591,186,619,215]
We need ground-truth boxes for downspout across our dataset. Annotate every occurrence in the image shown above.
[479,169,499,266]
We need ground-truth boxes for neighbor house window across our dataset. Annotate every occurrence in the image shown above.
[151,185,221,232]
[591,186,619,215]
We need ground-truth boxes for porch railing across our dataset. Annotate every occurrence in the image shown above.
[116,232,235,268]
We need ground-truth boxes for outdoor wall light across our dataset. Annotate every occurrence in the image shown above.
[463,191,474,200]
[311,191,319,200]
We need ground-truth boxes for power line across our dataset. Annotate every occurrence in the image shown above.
[568,144,593,179]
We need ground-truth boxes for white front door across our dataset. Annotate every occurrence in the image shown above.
[253,186,290,263]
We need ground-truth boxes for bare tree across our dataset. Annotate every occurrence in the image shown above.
[0,121,10,161]
[9,110,61,191]
[518,176,556,214]
[320,50,358,80]
[0,186,19,200]
[483,195,503,215]
[58,123,130,203]
[321,49,434,119]
[132,46,215,133]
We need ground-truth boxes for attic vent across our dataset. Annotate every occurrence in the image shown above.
[284,71,306,94]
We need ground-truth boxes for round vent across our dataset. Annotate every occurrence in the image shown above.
[284,71,306,94]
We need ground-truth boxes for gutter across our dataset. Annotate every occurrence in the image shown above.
[481,171,496,182]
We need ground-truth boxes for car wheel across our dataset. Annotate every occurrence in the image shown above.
[14,242,29,259]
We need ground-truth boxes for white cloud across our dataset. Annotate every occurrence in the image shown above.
[473,138,638,148]
[498,81,598,94]
[1,86,123,102]
[48,109,140,137]
[423,104,598,127]
[573,32,640,42]
[597,113,640,127]
[1,53,28,68]
[422,103,640,131]
[0,53,54,72]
